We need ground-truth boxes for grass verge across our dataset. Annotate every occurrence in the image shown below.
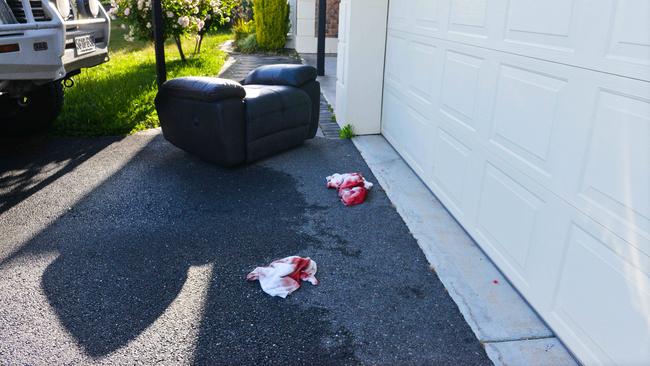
[52,21,232,137]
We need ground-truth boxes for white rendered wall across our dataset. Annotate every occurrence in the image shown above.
[335,0,389,135]
[286,0,297,48]
[294,0,338,54]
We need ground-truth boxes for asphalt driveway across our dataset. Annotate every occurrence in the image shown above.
[0,131,491,365]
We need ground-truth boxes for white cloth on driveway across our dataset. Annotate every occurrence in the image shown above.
[326,173,374,190]
[246,256,319,298]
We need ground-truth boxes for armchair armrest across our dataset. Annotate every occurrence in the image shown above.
[159,77,246,102]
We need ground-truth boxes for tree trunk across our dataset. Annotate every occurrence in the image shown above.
[196,34,204,54]
[174,36,186,62]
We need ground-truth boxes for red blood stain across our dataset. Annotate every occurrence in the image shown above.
[287,257,313,283]
[338,173,366,189]
[339,186,368,206]
[247,256,319,297]
[492,280,499,285]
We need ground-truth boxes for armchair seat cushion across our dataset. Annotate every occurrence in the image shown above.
[243,85,311,141]
[243,84,312,163]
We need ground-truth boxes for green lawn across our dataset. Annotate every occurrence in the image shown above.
[52,22,233,136]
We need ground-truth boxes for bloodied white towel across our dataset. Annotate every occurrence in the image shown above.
[326,173,374,206]
[246,256,319,298]
[326,173,374,190]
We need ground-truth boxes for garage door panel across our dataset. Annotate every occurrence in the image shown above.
[439,50,485,132]
[387,35,648,246]
[381,90,406,164]
[392,0,650,81]
[406,40,439,116]
[431,128,473,217]
[412,0,442,35]
[467,163,577,305]
[452,46,585,195]
[490,64,567,171]
[550,221,650,365]
[576,88,650,249]
[398,108,435,177]
[384,32,409,88]
[383,2,650,364]
[506,0,574,37]
[381,88,405,136]
[475,162,545,281]
[485,60,577,190]
[504,0,577,52]
[387,0,409,32]
[480,54,649,243]
[605,0,650,68]
[447,0,489,39]
[388,0,444,36]
[386,33,442,118]
[468,154,565,299]
[382,89,434,178]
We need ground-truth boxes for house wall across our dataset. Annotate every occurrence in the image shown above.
[286,0,297,49]
[315,0,340,38]
[334,0,388,135]
[293,0,338,53]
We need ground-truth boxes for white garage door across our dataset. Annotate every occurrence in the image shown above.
[381,1,650,365]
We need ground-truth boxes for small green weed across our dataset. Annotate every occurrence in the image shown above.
[339,124,355,139]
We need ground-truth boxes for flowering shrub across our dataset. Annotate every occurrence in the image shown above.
[231,0,253,22]
[110,0,235,60]
[196,0,236,53]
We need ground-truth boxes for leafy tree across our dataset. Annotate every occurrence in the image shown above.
[110,0,233,61]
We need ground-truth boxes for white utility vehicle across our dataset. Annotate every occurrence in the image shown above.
[0,0,110,134]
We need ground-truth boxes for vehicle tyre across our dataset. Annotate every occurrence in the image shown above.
[0,81,64,136]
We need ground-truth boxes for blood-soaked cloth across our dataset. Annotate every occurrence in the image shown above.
[326,173,373,206]
[338,186,368,206]
[326,173,373,190]
[246,256,319,298]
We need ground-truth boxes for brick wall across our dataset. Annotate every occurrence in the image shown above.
[314,0,340,38]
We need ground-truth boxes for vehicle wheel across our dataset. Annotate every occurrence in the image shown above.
[0,81,64,136]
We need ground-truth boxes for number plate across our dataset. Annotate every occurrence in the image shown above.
[74,35,96,55]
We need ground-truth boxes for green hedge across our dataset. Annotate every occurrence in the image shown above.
[253,0,289,50]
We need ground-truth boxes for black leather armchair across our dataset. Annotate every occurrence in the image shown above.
[155,64,320,167]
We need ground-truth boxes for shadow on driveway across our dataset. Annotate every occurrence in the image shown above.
[0,134,491,365]
[0,135,121,216]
